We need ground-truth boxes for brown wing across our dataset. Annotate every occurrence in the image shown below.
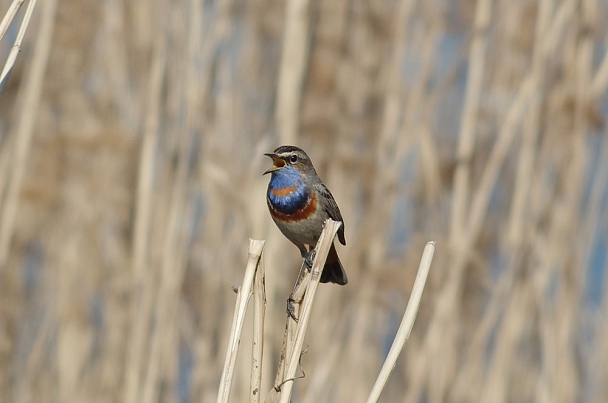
[314,182,346,245]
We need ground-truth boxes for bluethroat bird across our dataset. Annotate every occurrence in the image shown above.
[263,145,348,288]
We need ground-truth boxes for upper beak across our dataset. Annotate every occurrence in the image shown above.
[263,153,285,175]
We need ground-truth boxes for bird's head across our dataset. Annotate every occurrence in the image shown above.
[263,145,316,176]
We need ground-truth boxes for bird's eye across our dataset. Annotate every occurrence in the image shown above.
[290,155,298,163]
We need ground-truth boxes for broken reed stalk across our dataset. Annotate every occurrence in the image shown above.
[266,285,303,403]
[267,259,309,403]
[250,247,267,403]
[269,219,342,403]
[217,239,266,403]
[218,224,432,403]
[366,241,435,403]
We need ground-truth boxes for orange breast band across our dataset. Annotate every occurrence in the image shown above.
[270,185,298,197]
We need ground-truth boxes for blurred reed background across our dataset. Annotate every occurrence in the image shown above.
[1,0,607,402]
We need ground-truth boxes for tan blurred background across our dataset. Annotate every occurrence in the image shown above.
[1,0,608,402]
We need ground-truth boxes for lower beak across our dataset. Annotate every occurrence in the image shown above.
[263,153,285,175]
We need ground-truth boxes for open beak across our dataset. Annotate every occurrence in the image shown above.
[263,153,286,175]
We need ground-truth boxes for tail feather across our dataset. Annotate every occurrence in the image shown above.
[320,243,348,285]
[321,260,348,285]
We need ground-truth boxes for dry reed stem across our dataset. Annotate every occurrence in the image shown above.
[274,261,308,394]
[366,241,435,403]
[140,1,207,398]
[378,0,415,156]
[276,0,310,144]
[506,0,551,246]
[266,276,304,403]
[0,0,52,268]
[250,249,267,403]
[217,239,266,403]
[581,128,608,265]
[266,309,299,403]
[451,3,585,398]
[0,0,36,90]
[123,14,167,402]
[422,1,576,398]
[450,0,491,244]
[0,0,25,41]
[142,82,196,402]
[268,219,341,403]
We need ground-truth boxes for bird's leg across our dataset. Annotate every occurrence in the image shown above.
[287,259,308,322]
[286,247,319,321]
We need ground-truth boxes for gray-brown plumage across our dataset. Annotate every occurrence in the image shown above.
[264,145,347,285]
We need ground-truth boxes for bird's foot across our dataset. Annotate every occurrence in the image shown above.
[286,295,299,322]
[304,249,317,271]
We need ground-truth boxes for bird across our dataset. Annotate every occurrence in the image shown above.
[263,145,347,286]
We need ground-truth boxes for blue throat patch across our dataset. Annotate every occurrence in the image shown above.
[267,167,309,215]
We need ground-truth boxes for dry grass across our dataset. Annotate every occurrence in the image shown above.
[1,0,608,402]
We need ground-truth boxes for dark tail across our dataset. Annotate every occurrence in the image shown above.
[320,243,348,285]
